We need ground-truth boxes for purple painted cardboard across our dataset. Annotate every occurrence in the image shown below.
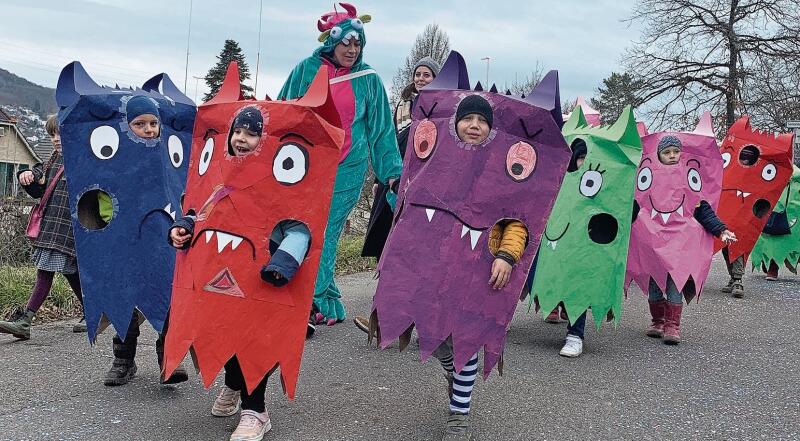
[371,51,571,378]
[625,113,723,301]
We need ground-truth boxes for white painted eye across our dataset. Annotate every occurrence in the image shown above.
[90,125,119,160]
[330,26,342,39]
[168,135,183,168]
[273,143,308,185]
[579,170,603,197]
[350,18,363,30]
[199,138,214,176]
[637,167,652,191]
[762,163,777,181]
[688,168,702,192]
[721,152,731,168]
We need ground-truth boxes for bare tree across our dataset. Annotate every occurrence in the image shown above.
[389,24,450,104]
[504,64,544,96]
[624,0,800,132]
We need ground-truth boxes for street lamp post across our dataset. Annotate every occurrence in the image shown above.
[480,57,491,87]
[788,120,800,165]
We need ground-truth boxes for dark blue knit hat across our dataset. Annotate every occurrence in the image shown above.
[232,106,263,137]
[126,96,160,121]
[657,135,682,153]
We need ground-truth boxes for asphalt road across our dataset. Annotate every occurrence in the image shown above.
[1,255,798,441]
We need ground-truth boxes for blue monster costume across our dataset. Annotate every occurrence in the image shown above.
[55,62,196,341]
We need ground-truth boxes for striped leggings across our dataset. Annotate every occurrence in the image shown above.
[432,338,478,414]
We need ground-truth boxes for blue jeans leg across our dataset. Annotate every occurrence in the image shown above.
[566,311,587,339]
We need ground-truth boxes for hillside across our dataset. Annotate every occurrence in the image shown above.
[0,68,56,118]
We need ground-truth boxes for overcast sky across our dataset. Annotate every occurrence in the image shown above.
[1,0,641,104]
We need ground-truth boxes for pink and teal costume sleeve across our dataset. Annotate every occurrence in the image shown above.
[278,7,402,322]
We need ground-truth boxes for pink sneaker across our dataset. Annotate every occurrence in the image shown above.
[230,409,271,441]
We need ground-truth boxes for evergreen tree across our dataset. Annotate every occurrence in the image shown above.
[203,39,254,102]
[591,72,642,125]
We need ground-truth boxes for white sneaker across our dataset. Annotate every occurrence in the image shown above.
[212,386,241,417]
[230,409,272,441]
[559,334,583,357]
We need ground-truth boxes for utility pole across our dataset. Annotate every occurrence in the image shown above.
[254,0,263,98]
[480,57,491,87]
[788,120,800,166]
[183,0,193,93]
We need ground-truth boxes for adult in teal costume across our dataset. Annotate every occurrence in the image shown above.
[278,3,402,324]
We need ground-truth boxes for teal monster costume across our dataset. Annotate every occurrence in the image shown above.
[530,106,642,325]
[278,3,402,323]
[751,166,800,273]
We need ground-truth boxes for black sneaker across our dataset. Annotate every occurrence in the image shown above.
[306,321,316,339]
[103,358,137,386]
[161,365,189,385]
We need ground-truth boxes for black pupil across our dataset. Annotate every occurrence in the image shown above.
[511,163,523,175]
[692,177,698,183]
[203,152,210,162]
[283,157,294,170]
[101,145,113,157]
[640,176,647,183]
[586,179,595,187]
[173,153,180,163]
[419,140,429,152]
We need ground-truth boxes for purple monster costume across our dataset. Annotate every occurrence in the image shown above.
[369,51,571,378]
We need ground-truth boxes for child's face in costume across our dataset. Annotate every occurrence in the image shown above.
[49,130,62,151]
[414,66,435,91]
[456,113,490,145]
[575,155,585,169]
[333,39,361,68]
[659,146,681,165]
[129,114,160,139]
[229,127,260,156]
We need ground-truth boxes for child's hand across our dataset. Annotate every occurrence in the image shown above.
[271,271,283,280]
[720,229,737,244]
[489,258,512,290]
[170,227,192,248]
[18,171,35,186]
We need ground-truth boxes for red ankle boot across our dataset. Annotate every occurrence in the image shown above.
[663,302,683,345]
[646,300,666,338]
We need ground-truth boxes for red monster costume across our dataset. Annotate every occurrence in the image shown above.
[162,62,343,397]
[714,116,794,261]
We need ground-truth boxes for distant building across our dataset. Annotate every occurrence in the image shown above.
[0,107,41,197]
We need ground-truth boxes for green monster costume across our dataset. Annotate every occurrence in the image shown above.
[751,166,800,273]
[278,4,402,323]
[530,106,642,325]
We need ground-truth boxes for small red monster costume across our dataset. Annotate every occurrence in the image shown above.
[162,62,343,397]
[714,116,794,261]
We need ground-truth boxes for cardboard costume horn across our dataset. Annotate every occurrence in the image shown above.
[370,51,571,378]
[750,166,800,273]
[531,105,642,326]
[625,113,722,301]
[713,116,794,262]
[162,62,342,397]
[56,61,196,341]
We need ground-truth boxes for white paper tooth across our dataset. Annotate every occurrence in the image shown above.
[660,213,670,224]
[650,209,658,219]
[164,203,172,213]
[205,230,214,243]
[736,190,742,197]
[548,240,557,251]
[743,192,751,198]
[791,219,797,227]
[461,225,470,238]
[216,232,236,253]
[469,229,482,250]
[676,206,684,216]
[230,237,243,250]
[425,208,435,222]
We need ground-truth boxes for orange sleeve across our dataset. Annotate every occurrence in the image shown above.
[498,221,528,263]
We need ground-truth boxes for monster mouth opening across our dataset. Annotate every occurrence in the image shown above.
[192,228,256,260]
[138,203,179,238]
[77,188,113,230]
[588,213,618,244]
[411,203,487,250]
[648,194,685,224]
[543,223,570,250]
[753,199,771,218]
[204,267,245,298]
